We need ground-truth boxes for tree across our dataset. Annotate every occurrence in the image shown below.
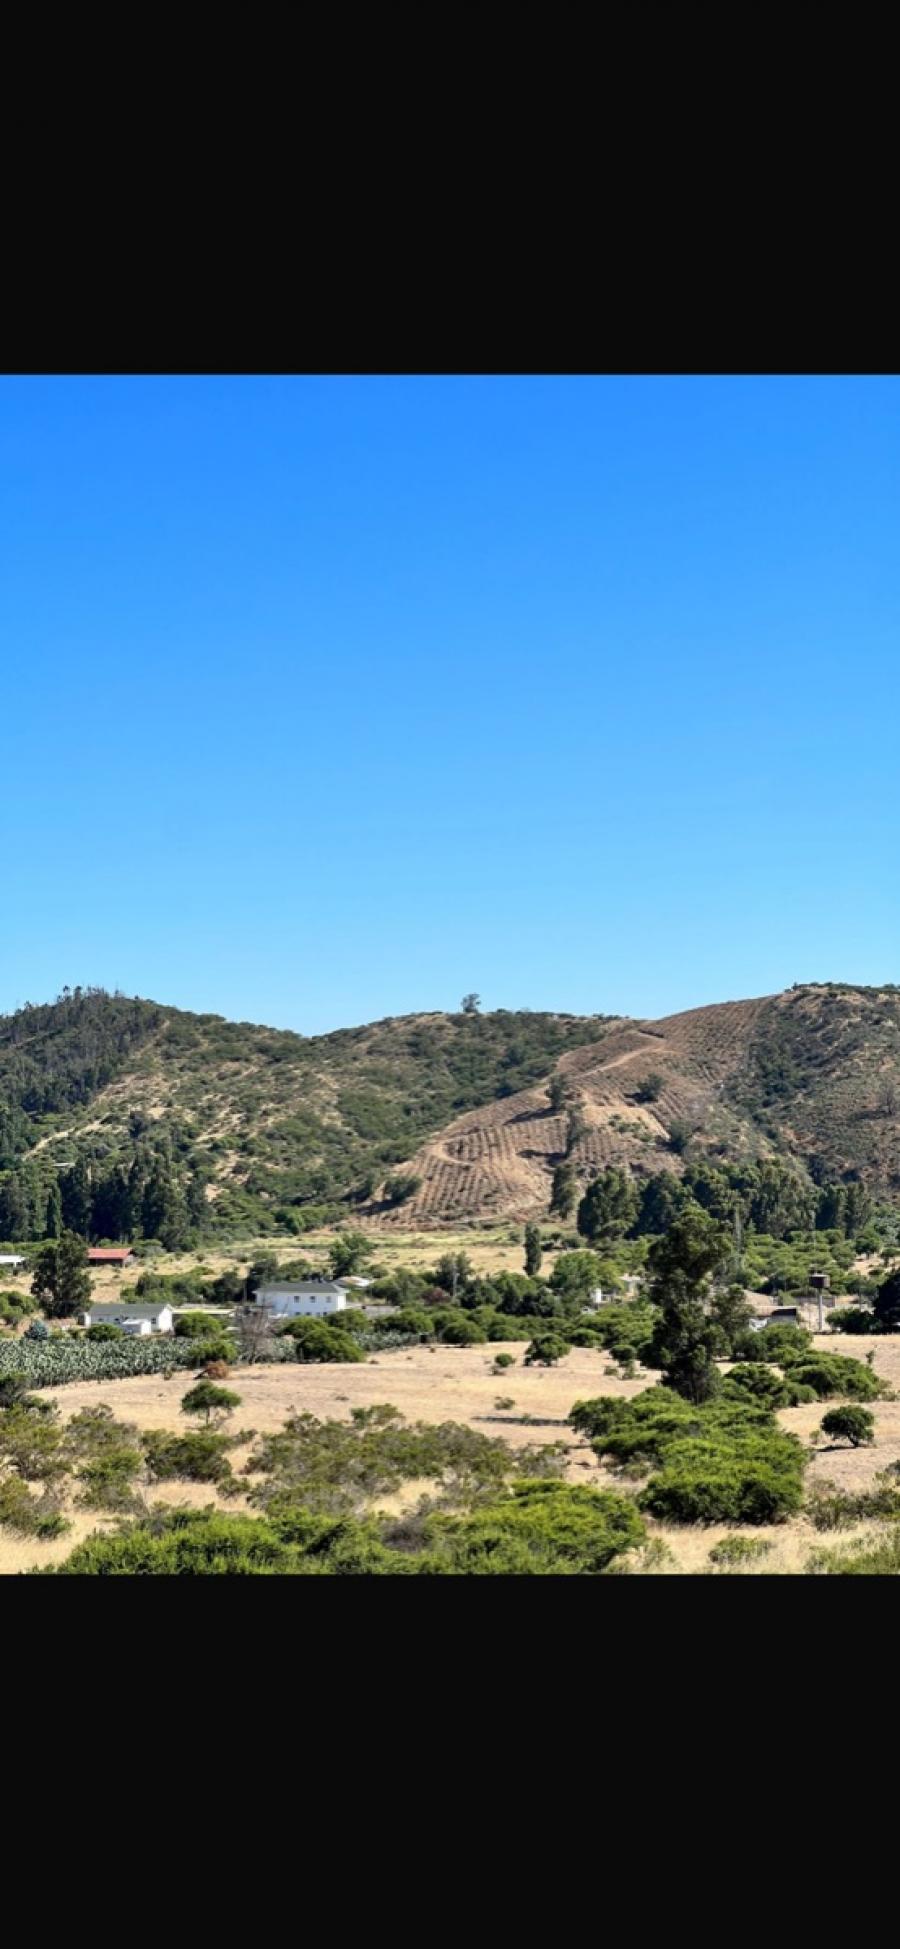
[30,1231,92,1320]
[820,1405,875,1448]
[577,1168,638,1243]
[565,1106,588,1156]
[634,1173,686,1236]
[328,1231,373,1279]
[709,1284,753,1357]
[181,1380,241,1427]
[634,1073,663,1103]
[550,1163,577,1219]
[873,1269,900,1331]
[646,1203,730,1404]
[460,994,481,1014]
[524,1224,543,1276]
[44,1182,62,1239]
[433,1251,473,1301]
[524,1332,570,1366]
[548,1075,571,1115]
[60,1157,92,1238]
[550,1250,603,1308]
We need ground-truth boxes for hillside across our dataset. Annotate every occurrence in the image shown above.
[3,982,900,1239]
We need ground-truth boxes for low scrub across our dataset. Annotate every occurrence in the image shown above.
[569,1389,807,1524]
[723,1363,818,1409]
[143,1430,234,1483]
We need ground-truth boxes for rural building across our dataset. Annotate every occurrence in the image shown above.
[82,1300,174,1335]
[341,1275,372,1289]
[86,1248,135,1267]
[0,1254,26,1270]
[254,1279,349,1318]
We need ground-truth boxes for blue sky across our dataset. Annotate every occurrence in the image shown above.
[1,373,898,1035]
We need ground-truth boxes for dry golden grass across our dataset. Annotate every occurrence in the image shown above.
[5,1331,900,1576]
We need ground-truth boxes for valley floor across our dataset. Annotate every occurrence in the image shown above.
[4,1334,900,1576]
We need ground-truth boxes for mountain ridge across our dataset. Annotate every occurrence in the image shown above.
[2,982,900,1238]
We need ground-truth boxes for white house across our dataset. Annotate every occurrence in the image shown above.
[82,1301,175,1335]
[254,1279,349,1318]
[0,1254,26,1270]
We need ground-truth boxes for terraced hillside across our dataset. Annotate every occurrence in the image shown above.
[367,985,900,1226]
[4,982,900,1236]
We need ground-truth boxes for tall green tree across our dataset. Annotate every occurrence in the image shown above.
[524,1224,543,1276]
[577,1167,638,1243]
[550,1162,577,1219]
[44,1181,63,1239]
[30,1230,92,1319]
[60,1157,92,1238]
[646,1203,730,1403]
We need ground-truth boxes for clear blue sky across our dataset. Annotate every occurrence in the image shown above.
[2,373,898,1035]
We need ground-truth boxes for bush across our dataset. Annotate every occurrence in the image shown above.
[638,1432,806,1524]
[279,1318,365,1363]
[174,1311,227,1339]
[143,1430,234,1483]
[524,1334,570,1366]
[707,1535,773,1570]
[438,1316,487,1347]
[85,1323,124,1342]
[724,1363,818,1409]
[0,1477,69,1538]
[820,1405,876,1447]
[493,1352,515,1370]
[423,1480,646,1575]
[570,1389,807,1525]
[788,1353,884,1401]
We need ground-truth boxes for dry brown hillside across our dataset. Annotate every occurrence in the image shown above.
[366,985,900,1226]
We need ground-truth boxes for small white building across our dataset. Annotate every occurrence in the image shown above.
[254,1279,349,1318]
[82,1301,175,1335]
[0,1254,26,1270]
[341,1275,372,1290]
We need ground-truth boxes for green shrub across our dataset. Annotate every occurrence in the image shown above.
[724,1363,818,1408]
[439,1316,487,1347]
[280,1319,365,1363]
[789,1353,883,1401]
[174,1311,228,1339]
[820,1405,876,1447]
[422,1480,646,1575]
[524,1333,570,1366]
[707,1534,773,1570]
[638,1431,805,1524]
[85,1323,124,1342]
[143,1430,234,1483]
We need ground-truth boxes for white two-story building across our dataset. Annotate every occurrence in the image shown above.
[254,1279,349,1319]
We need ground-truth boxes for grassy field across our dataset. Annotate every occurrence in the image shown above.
[4,1332,900,1576]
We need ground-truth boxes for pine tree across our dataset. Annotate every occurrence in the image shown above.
[61,1157,92,1237]
[550,1163,577,1219]
[45,1181,63,1238]
[524,1223,543,1276]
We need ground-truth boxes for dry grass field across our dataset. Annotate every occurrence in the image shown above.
[4,1332,900,1576]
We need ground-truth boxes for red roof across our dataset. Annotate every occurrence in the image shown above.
[87,1248,134,1263]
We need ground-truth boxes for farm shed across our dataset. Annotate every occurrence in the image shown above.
[86,1248,135,1266]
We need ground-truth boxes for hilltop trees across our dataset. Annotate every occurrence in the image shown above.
[30,1231,92,1320]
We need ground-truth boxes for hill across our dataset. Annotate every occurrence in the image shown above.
[3,981,900,1240]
